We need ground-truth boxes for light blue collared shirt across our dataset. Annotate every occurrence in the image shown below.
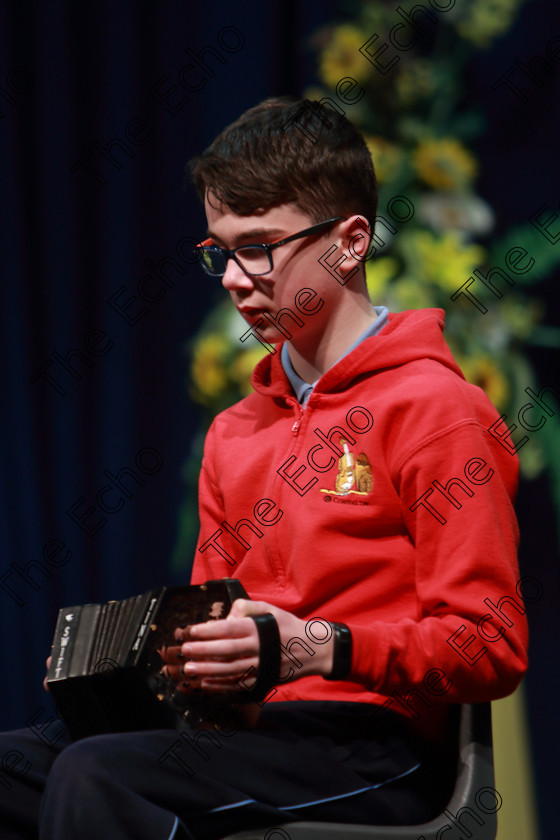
[280,305,389,405]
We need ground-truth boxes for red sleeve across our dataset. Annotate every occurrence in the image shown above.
[190,420,236,585]
[348,421,529,703]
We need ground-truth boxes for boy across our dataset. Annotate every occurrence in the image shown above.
[0,98,528,840]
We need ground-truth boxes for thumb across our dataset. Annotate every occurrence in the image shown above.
[227,598,272,620]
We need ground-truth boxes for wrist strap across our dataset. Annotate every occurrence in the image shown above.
[324,623,353,681]
[250,613,281,700]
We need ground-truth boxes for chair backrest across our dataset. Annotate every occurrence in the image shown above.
[221,702,497,840]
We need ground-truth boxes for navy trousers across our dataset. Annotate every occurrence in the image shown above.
[0,701,446,840]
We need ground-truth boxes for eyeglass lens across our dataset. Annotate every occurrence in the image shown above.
[202,246,271,277]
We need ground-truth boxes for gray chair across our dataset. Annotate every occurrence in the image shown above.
[221,702,497,840]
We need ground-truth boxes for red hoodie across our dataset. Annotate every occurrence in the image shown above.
[191,308,528,742]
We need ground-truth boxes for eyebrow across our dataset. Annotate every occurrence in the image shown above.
[206,228,286,246]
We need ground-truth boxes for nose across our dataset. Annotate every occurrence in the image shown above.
[221,257,256,293]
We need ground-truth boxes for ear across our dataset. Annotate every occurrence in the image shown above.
[342,216,372,262]
[327,216,371,283]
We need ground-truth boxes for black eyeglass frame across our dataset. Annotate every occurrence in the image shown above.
[197,216,345,277]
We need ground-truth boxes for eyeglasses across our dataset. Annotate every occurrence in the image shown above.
[196,217,344,277]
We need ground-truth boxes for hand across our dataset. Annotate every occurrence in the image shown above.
[158,599,334,694]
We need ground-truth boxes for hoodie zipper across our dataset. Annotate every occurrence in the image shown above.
[288,398,304,435]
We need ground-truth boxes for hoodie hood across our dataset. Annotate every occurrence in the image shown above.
[251,308,465,399]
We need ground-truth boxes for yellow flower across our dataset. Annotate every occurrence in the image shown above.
[395,60,437,106]
[455,355,510,410]
[391,277,438,311]
[365,136,403,184]
[190,334,230,403]
[457,0,525,49]
[413,138,478,191]
[402,230,486,292]
[230,347,269,395]
[319,24,371,89]
[501,297,543,340]
[365,256,399,299]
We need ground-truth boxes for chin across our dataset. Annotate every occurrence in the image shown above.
[242,318,287,346]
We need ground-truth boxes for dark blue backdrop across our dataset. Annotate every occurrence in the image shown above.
[1,1,558,836]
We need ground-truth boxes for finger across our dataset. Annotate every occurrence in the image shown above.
[226,598,253,619]
[199,677,249,691]
[182,656,257,680]
[180,637,256,662]
[187,616,257,641]
[161,663,180,682]
[173,626,195,642]
[161,638,256,682]
[226,599,275,620]
[158,645,187,666]
[43,656,52,693]
[162,660,204,681]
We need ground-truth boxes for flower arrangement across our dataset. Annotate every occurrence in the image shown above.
[173,0,560,569]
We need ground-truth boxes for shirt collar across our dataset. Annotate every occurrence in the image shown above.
[281,305,389,405]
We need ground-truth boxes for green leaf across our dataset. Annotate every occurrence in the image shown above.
[488,224,560,284]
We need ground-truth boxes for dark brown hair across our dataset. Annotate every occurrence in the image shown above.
[188,97,377,227]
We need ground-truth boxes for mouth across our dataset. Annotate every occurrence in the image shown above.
[237,306,267,320]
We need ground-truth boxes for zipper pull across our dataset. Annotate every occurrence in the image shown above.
[286,395,304,435]
[291,403,303,435]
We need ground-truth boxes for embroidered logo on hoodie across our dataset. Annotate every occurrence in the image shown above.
[320,438,373,503]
